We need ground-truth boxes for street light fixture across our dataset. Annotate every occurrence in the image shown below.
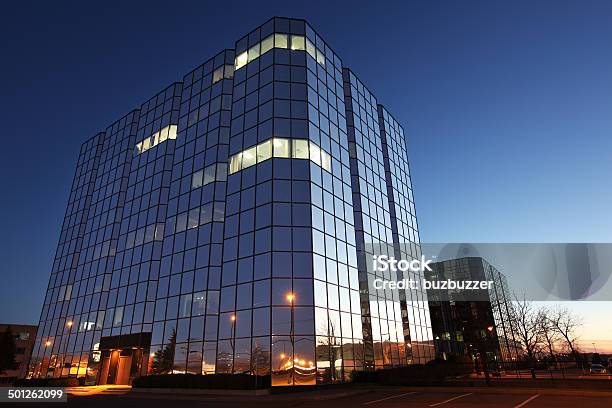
[229,314,236,372]
[287,292,295,385]
[63,320,74,376]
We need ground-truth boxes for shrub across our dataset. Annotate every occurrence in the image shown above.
[132,374,270,389]
[350,370,379,383]
[14,377,80,387]
[349,359,474,386]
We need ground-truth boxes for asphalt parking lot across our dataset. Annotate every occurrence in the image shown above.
[2,386,611,408]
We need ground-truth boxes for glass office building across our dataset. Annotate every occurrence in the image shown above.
[426,257,520,362]
[28,17,434,386]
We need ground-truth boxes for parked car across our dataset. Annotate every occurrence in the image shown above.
[589,364,607,374]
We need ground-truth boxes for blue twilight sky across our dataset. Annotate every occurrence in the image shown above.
[1,1,612,343]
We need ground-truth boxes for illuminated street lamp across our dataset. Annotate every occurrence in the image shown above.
[287,292,295,385]
[63,320,74,376]
[481,325,494,386]
[230,314,236,372]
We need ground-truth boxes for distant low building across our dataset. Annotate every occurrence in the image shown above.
[426,257,520,363]
[0,324,37,384]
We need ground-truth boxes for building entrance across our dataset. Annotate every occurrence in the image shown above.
[96,332,151,385]
[98,348,143,385]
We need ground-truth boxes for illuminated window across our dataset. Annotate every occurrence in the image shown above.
[228,139,331,174]
[321,150,331,172]
[291,35,305,51]
[292,139,309,159]
[248,43,260,63]
[150,131,159,146]
[235,51,248,70]
[159,126,169,143]
[134,125,178,155]
[230,153,242,174]
[257,140,272,163]
[212,67,224,83]
[142,137,151,151]
[309,143,321,166]
[212,64,235,83]
[242,146,257,168]
[273,138,290,158]
[306,38,316,60]
[274,33,288,49]
[234,33,325,72]
[168,125,177,139]
[261,35,274,55]
[316,49,326,66]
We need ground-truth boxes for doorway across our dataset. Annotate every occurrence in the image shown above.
[98,349,141,385]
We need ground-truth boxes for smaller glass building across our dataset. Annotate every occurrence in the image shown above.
[426,257,520,362]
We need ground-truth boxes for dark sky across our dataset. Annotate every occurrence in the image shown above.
[2,0,612,324]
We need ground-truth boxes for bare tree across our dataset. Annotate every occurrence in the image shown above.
[538,307,561,367]
[511,295,543,378]
[538,308,559,356]
[549,308,582,363]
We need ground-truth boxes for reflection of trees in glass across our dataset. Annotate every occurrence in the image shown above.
[151,329,176,374]
[215,340,233,374]
[381,332,395,366]
[250,343,270,375]
[316,320,342,382]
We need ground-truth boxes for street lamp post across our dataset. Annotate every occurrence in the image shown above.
[481,325,494,386]
[286,292,295,386]
[230,314,236,373]
[43,340,52,378]
[63,321,73,377]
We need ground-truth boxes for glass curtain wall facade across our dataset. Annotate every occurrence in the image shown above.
[342,70,434,368]
[156,50,234,377]
[426,257,520,361]
[29,17,433,386]
[377,106,435,363]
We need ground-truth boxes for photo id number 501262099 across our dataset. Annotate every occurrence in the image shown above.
[2,388,67,403]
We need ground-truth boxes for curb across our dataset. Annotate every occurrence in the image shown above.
[131,387,271,396]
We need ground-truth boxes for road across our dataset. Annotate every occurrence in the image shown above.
[2,386,611,407]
